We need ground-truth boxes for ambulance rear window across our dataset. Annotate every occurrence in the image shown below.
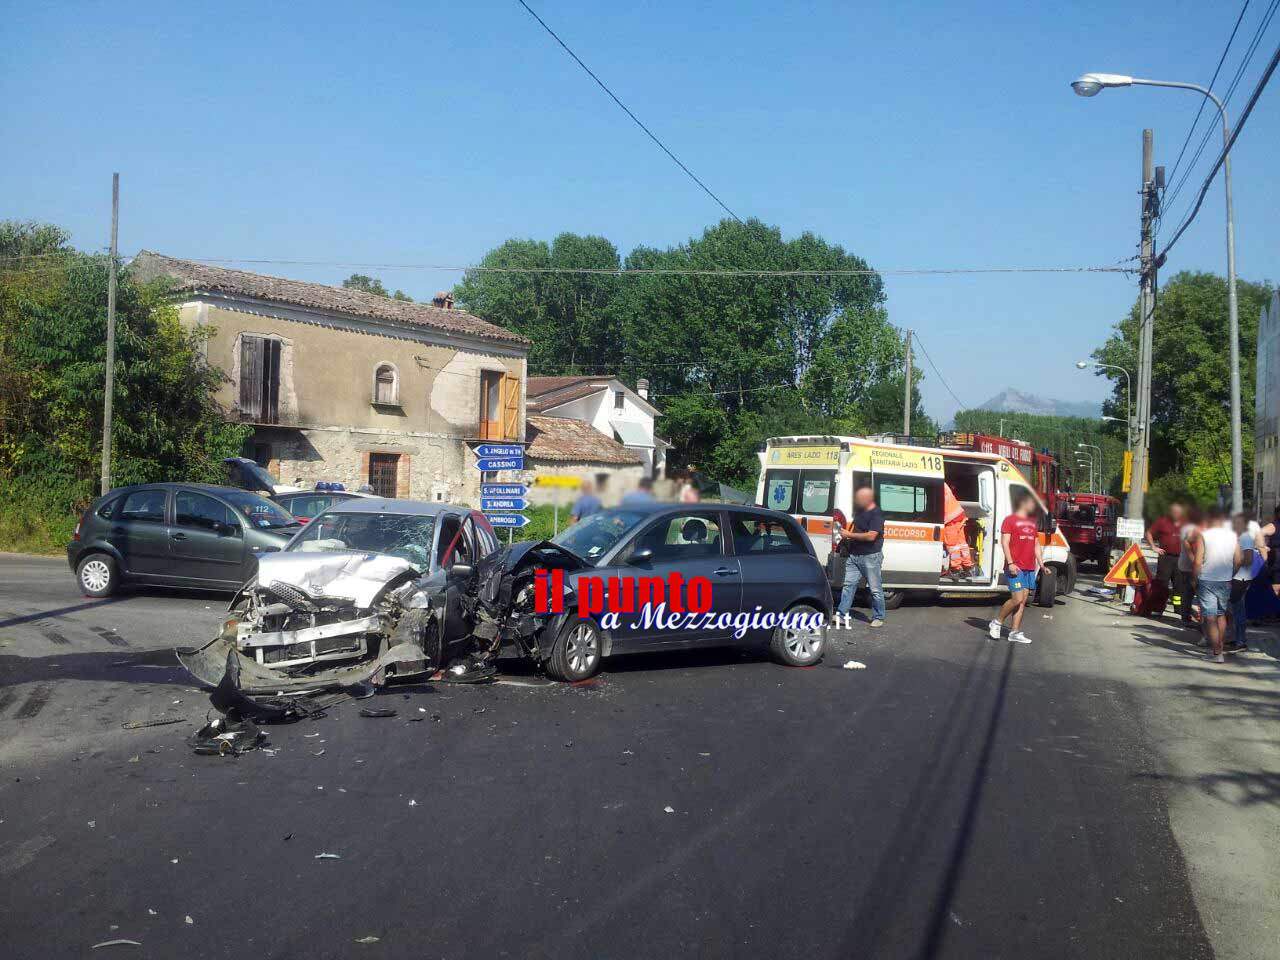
[762,469,835,515]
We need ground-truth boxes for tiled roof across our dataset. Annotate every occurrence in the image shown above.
[525,415,643,465]
[131,251,530,347]
[526,376,611,412]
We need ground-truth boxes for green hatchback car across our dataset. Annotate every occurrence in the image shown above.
[67,483,301,597]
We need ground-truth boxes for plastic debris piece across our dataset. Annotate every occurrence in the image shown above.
[408,799,417,807]
[699,752,711,757]
[842,660,868,670]
[314,852,341,860]
[88,820,96,828]
[313,750,326,757]
[184,916,193,925]
[147,909,156,916]
[304,733,321,738]
[359,708,397,719]
[283,834,293,841]
[127,755,140,763]
[92,940,142,949]
[121,716,185,730]
[418,707,427,713]
[663,805,675,814]
[355,936,381,944]
[170,859,179,864]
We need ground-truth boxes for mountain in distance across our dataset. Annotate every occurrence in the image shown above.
[975,388,1100,420]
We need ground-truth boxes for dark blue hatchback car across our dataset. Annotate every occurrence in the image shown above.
[535,502,832,680]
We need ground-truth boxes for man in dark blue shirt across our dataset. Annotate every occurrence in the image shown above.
[836,486,886,626]
[570,479,602,524]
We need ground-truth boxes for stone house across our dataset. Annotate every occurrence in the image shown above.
[132,252,530,504]
[525,376,669,477]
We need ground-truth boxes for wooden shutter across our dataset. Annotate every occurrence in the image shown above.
[501,374,520,441]
[239,336,264,421]
[264,338,280,424]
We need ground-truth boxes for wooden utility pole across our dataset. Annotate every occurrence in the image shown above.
[100,173,119,496]
[902,329,913,437]
[1130,132,1157,530]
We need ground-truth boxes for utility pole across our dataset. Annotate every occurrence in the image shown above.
[1130,130,1157,534]
[99,173,119,496]
[902,329,913,437]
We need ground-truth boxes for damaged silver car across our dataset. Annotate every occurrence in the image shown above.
[179,499,504,693]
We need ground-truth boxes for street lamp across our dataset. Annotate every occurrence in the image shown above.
[1072,72,1243,513]
[1078,442,1103,493]
[1076,360,1132,451]
[1074,456,1095,493]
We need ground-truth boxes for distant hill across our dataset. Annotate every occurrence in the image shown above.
[976,388,1100,420]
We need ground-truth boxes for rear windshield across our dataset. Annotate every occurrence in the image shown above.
[221,490,298,529]
[762,469,835,515]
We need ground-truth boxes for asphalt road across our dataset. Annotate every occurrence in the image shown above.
[0,553,1213,959]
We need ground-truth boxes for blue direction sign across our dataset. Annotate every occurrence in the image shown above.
[485,513,530,529]
[480,483,528,498]
[475,443,524,459]
[475,455,524,471]
[481,496,529,512]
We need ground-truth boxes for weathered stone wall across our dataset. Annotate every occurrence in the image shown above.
[255,425,483,505]
[519,460,646,508]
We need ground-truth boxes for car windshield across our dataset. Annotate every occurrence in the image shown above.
[553,509,648,563]
[287,511,437,570]
[220,490,298,529]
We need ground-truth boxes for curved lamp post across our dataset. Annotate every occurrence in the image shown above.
[1077,360,1133,451]
[1072,72,1242,513]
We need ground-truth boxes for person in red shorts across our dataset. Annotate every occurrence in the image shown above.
[989,490,1043,643]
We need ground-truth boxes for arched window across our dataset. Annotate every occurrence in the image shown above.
[372,363,399,405]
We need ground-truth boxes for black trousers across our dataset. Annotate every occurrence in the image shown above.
[1174,568,1197,622]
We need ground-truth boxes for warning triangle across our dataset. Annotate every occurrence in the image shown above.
[1103,543,1152,586]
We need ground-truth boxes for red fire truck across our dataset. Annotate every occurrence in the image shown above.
[1054,492,1120,569]
[938,433,1062,514]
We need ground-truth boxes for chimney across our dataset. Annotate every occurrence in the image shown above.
[637,378,649,400]
[431,291,454,309]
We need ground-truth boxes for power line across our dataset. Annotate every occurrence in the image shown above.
[514,0,744,224]
[1158,37,1280,262]
[1163,0,1251,195]
[909,332,968,411]
[1161,0,1279,223]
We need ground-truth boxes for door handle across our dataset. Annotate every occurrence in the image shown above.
[713,567,738,576]
[170,532,187,541]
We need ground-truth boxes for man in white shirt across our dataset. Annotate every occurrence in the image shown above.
[1195,506,1241,664]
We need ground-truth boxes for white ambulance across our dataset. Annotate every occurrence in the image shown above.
[755,435,1076,608]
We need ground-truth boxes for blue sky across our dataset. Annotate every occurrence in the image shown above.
[3,0,1277,423]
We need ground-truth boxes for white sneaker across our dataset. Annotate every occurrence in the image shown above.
[1008,631,1031,644]
[988,619,1002,640]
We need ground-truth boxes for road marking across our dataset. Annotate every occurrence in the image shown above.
[14,684,52,720]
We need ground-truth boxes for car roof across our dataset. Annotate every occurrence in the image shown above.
[105,482,272,497]
[319,497,471,517]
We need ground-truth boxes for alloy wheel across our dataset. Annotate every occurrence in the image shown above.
[782,611,824,661]
[565,623,599,676]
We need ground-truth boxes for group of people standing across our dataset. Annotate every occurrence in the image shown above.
[1146,502,1277,663]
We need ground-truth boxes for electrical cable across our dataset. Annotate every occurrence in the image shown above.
[908,332,967,411]
[1162,0,1251,196]
[1157,37,1280,262]
[514,0,744,224]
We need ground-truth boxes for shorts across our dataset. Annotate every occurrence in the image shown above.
[1197,580,1231,617]
[1006,569,1037,594]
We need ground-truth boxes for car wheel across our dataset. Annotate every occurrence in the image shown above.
[546,619,602,682]
[769,603,826,667]
[882,589,905,610]
[1036,568,1059,607]
[78,553,117,597]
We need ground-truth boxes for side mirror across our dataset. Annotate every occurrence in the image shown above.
[449,563,474,579]
[628,546,654,566]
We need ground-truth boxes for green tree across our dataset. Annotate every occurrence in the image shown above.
[1,222,250,549]
[1092,271,1274,501]
[453,233,621,373]
[343,273,412,301]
